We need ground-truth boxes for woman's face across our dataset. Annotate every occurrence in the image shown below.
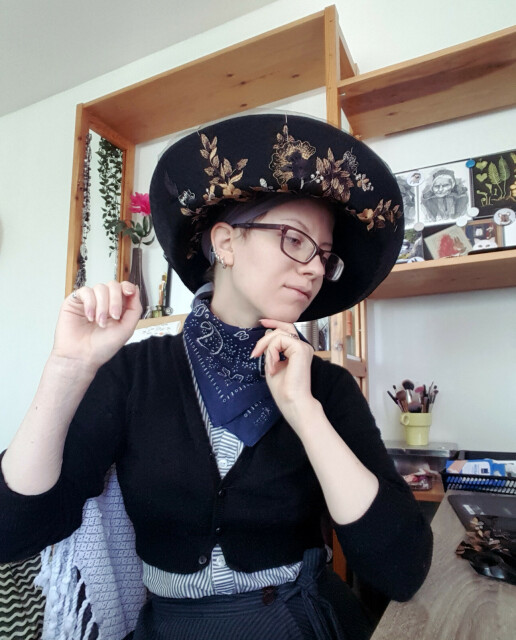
[432,175,454,197]
[222,199,334,326]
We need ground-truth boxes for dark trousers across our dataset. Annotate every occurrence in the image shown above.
[131,549,373,640]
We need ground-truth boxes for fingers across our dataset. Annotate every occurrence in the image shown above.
[250,322,299,359]
[70,281,140,328]
[250,327,306,377]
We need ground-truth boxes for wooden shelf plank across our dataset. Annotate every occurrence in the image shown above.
[369,248,516,299]
[338,25,516,138]
[84,12,332,145]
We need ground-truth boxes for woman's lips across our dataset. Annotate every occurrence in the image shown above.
[285,286,310,300]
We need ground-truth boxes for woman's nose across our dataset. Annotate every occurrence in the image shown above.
[302,254,326,278]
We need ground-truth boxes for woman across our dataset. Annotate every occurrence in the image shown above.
[0,114,432,639]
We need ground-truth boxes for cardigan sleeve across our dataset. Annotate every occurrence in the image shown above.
[0,348,132,564]
[312,358,433,602]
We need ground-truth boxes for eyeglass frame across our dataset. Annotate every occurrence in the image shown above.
[230,222,344,282]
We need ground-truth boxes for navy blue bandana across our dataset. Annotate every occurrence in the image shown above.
[183,302,281,446]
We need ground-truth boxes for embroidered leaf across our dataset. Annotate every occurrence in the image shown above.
[230,171,243,184]
[235,158,248,171]
[209,148,217,162]
[327,148,335,162]
[212,155,220,168]
[223,158,233,176]
[316,157,323,173]
[488,162,501,185]
[204,167,215,176]
[200,134,210,150]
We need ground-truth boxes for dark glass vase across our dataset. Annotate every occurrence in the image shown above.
[129,247,149,318]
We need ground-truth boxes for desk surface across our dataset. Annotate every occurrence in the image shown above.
[371,490,516,640]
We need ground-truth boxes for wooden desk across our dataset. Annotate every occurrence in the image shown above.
[371,491,516,640]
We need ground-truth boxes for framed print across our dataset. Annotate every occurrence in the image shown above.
[424,225,472,259]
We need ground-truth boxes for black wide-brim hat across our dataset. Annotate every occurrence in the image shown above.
[150,113,403,321]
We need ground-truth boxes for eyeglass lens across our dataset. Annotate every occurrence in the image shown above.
[281,228,343,282]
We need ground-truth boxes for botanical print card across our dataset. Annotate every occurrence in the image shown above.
[471,149,516,216]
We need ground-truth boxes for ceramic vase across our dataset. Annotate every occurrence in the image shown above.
[129,247,149,318]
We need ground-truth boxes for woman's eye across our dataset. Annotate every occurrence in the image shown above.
[285,233,303,247]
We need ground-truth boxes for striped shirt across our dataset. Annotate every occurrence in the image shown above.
[141,339,303,598]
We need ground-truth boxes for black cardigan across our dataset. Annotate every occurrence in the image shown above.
[0,334,432,601]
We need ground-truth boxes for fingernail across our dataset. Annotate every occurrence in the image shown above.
[98,314,107,328]
[87,310,94,322]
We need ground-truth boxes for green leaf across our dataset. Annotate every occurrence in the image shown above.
[498,156,510,181]
[488,161,501,185]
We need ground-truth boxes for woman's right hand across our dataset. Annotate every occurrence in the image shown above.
[51,281,142,372]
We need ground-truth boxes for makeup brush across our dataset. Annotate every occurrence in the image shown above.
[401,379,416,406]
[395,389,408,412]
[387,390,401,409]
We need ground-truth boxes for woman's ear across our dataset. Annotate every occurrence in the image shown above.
[210,222,235,267]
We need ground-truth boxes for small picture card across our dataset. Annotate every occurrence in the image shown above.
[465,217,503,252]
[396,160,472,229]
[397,227,425,263]
[471,149,516,216]
[424,225,472,260]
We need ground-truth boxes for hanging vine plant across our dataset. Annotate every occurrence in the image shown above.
[97,137,123,256]
[74,132,92,289]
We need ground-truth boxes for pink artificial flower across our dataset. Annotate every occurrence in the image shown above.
[130,192,151,216]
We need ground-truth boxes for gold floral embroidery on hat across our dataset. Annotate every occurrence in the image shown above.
[350,199,402,231]
[269,125,316,186]
[315,148,354,203]
[200,134,248,199]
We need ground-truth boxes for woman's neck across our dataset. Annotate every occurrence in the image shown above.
[209,289,260,329]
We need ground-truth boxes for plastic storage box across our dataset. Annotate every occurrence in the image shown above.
[441,449,516,495]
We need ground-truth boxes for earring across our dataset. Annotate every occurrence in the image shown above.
[214,252,227,269]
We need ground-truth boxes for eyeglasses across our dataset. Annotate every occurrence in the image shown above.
[231,223,344,282]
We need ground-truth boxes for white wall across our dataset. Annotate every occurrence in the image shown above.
[1,0,515,452]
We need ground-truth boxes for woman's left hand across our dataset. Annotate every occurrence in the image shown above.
[250,318,318,429]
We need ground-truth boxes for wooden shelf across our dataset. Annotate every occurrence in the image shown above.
[369,248,516,300]
[338,25,516,138]
[84,10,355,145]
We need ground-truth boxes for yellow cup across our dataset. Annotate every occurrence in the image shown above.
[400,412,432,446]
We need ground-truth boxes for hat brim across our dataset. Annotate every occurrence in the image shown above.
[150,113,404,321]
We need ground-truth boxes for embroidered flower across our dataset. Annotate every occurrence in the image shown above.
[269,124,316,187]
[315,148,354,203]
[356,173,373,192]
[351,199,402,231]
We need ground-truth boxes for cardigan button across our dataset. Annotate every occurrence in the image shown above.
[198,555,208,565]
[215,527,222,535]
[218,489,226,498]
